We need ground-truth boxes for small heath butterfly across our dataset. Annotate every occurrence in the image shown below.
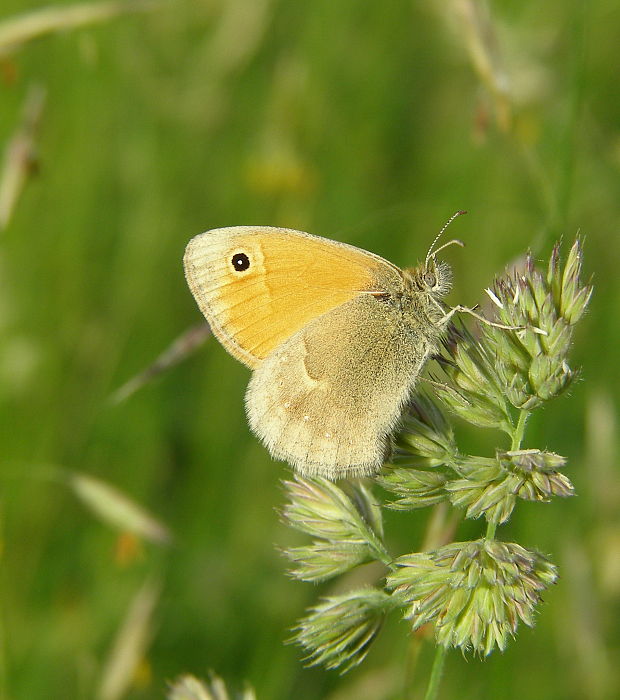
[184,218,465,480]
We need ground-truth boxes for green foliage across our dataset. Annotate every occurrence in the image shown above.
[387,539,557,655]
[282,477,389,581]
[291,588,394,674]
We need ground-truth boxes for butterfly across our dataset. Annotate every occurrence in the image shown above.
[184,218,467,479]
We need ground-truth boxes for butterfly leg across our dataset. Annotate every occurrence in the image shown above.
[438,304,524,331]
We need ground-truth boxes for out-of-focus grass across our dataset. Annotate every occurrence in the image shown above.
[0,1,619,699]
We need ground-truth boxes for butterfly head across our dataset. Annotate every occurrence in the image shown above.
[420,257,453,297]
[416,210,467,298]
[404,256,453,300]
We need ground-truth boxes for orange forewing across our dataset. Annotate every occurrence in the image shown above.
[183,226,401,368]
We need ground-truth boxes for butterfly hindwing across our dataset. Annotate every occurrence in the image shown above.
[245,295,433,478]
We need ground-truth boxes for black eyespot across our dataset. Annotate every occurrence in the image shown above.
[231,252,250,272]
[424,272,437,287]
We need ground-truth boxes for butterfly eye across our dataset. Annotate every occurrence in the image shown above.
[231,252,250,272]
[424,271,437,288]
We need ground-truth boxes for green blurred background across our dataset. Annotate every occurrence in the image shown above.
[1,1,619,698]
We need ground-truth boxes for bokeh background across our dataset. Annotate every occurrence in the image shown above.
[1,1,619,698]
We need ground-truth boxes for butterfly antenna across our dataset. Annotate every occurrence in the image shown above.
[425,210,467,268]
